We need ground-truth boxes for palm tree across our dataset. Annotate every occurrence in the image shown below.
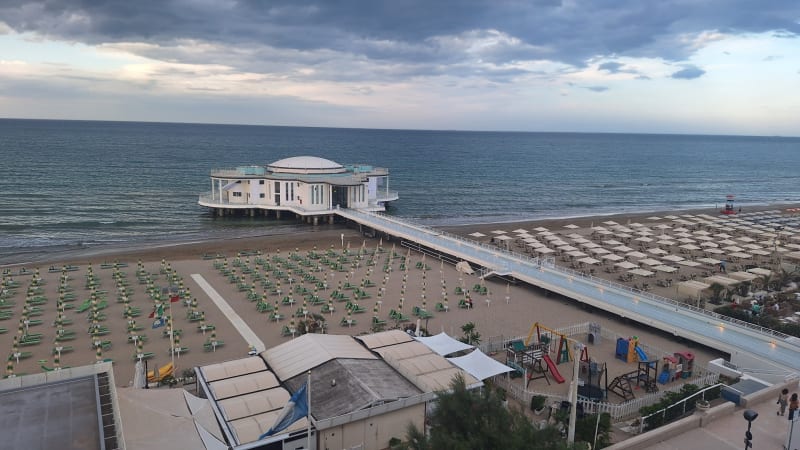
[459,322,481,345]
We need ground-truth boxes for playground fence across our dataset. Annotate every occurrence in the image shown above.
[483,324,721,422]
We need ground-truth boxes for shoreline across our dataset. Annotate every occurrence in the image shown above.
[3,202,798,269]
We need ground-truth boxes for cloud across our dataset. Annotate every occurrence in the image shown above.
[670,65,706,79]
[585,86,609,92]
[598,62,625,73]
[0,0,797,84]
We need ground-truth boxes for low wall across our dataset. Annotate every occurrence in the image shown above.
[606,414,701,450]
[607,379,799,449]
[740,378,798,409]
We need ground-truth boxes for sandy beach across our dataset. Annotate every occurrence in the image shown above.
[2,203,797,397]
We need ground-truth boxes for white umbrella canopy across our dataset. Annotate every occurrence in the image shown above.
[589,247,610,255]
[700,241,719,248]
[626,251,648,259]
[615,261,638,269]
[495,234,513,241]
[612,245,634,253]
[676,260,702,267]
[661,254,685,262]
[578,257,601,265]
[648,248,668,256]
[603,239,623,246]
[639,258,662,266]
[133,359,146,389]
[679,244,701,251]
[468,232,486,238]
[628,268,655,277]
[567,250,588,258]
[653,265,678,273]
[564,224,580,229]
[602,254,624,262]
[697,257,722,265]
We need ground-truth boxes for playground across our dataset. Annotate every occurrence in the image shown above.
[497,321,708,409]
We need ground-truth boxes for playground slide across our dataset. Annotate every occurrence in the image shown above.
[542,354,565,384]
[635,346,648,363]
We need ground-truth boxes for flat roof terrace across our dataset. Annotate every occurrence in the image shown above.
[0,376,101,450]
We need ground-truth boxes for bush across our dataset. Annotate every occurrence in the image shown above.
[530,395,547,412]
[639,384,721,432]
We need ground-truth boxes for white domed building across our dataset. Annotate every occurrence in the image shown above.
[199,156,398,224]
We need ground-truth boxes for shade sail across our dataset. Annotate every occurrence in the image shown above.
[415,332,474,356]
[448,349,513,380]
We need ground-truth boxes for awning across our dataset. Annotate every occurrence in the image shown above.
[415,332,473,357]
[448,349,513,380]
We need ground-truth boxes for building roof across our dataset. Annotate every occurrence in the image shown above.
[261,333,377,381]
[196,357,307,447]
[284,358,422,421]
[268,156,346,174]
[356,329,414,350]
[200,356,267,382]
[373,340,482,392]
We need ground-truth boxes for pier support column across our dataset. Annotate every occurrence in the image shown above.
[313,216,319,226]
[328,215,334,225]
[250,209,255,217]
[276,211,281,219]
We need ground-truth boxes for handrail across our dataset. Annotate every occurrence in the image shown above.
[341,209,795,344]
[638,383,725,434]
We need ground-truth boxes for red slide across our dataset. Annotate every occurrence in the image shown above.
[542,354,566,384]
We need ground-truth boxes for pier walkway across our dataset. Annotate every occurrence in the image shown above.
[335,209,800,373]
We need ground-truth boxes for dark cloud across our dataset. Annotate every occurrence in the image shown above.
[585,86,609,92]
[599,62,625,73]
[1,0,798,81]
[671,65,706,79]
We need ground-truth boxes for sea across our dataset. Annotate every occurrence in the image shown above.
[2,118,799,265]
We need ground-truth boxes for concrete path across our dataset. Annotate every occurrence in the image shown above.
[191,274,266,353]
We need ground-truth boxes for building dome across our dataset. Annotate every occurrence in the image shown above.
[268,156,346,174]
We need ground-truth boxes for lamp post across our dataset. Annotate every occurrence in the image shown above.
[743,409,757,449]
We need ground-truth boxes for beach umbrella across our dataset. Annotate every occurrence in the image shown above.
[505,283,510,304]
[6,359,13,377]
[133,360,146,389]
[96,345,102,362]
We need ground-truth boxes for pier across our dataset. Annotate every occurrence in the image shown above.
[334,208,800,373]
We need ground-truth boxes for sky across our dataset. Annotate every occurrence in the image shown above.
[0,1,799,136]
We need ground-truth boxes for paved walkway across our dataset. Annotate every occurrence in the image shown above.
[191,274,266,353]
[336,209,800,373]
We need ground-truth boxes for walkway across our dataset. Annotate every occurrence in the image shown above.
[335,209,800,373]
[191,274,266,353]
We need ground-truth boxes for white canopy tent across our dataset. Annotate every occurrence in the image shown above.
[415,332,474,356]
[448,349,514,380]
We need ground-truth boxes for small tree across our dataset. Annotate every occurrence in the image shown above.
[459,322,481,345]
[403,374,566,450]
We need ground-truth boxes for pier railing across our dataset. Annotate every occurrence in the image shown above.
[350,210,795,345]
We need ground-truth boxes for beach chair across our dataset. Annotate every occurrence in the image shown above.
[197,324,215,333]
[346,301,366,314]
[133,352,155,361]
[55,330,76,342]
[269,312,285,322]
[127,335,148,344]
[281,326,294,337]
[389,309,410,322]
[435,302,448,312]
[321,303,334,314]
[340,317,357,327]
[51,345,74,355]
[204,340,225,352]
[256,301,273,313]
[458,299,472,309]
